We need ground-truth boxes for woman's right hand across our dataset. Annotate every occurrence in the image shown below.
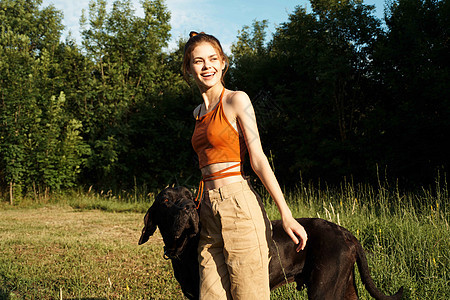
[282,215,308,252]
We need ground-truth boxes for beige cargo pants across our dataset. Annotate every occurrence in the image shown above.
[198,180,272,300]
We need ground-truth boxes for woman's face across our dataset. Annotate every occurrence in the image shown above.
[188,42,225,89]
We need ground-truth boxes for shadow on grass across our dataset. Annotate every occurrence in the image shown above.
[0,287,11,300]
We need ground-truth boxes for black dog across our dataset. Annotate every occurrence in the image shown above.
[139,187,403,300]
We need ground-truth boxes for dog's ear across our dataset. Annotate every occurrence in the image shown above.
[138,205,157,245]
[179,186,193,200]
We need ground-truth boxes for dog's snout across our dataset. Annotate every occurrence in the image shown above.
[184,202,195,210]
[175,198,196,211]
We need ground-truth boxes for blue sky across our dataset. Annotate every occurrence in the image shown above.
[41,0,387,54]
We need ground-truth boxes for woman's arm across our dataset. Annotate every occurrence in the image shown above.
[231,91,308,251]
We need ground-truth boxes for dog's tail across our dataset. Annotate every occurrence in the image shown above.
[356,242,403,300]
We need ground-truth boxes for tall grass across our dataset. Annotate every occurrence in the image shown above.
[0,185,154,213]
[0,176,448,299]
[261,175,449,299]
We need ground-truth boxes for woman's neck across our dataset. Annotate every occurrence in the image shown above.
[200,84,224,110]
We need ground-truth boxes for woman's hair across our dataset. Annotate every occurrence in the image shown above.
[182,31,229,85]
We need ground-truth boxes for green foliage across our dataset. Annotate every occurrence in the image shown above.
[230,1,382,185]
[369,0,450,183]
[76,0,195,190]
[0,0,89,198]
[229,19,271,96]
[1,0,449,197]
[0,0,196,195]
[0,0,63,54]
[231,19,269,59]
[229,0,448,187]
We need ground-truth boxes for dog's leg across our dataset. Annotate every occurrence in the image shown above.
[306,266,336,300]
[306,263,355,299]
[343,267,359,300]
[305,229,357,299]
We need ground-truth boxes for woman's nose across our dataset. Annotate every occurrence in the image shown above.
[203,60,211,69]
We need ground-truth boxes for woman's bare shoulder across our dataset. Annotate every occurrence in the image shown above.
[226,90,251,106]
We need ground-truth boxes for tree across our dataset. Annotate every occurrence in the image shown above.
[230,1,382,185]
[229,19,271,96]
[78,0,194,189]
[369,0,450,183]
[0,0,88,200]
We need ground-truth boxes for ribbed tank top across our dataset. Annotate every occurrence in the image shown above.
[191,88,247,169]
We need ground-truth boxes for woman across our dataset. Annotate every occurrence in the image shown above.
[183,31,307,299]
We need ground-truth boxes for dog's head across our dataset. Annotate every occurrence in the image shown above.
[138,186,200,259]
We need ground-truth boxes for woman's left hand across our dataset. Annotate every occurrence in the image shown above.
[282,216,308,252]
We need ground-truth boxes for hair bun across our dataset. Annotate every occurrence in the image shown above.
[189,31,207,38]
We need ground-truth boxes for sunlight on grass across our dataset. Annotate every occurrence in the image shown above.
[0,178,448,299]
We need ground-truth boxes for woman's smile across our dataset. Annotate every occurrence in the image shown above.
[202,72,216,79]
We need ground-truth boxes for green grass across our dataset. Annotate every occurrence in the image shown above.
[0,179,448,299]
[0,207,182,299]
[262,178,449,299]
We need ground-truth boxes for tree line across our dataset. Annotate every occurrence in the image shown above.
[1,0,448,201]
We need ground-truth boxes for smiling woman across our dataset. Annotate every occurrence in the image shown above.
[182,31,229,87]
[181,31,308,300]
[191,49,223,86]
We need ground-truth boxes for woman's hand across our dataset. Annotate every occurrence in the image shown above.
[282,215,308,252]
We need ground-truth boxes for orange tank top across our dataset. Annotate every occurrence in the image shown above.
[191,88,247,207]
[191,88,247,169]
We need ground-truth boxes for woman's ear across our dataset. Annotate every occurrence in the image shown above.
[221,58,226,70]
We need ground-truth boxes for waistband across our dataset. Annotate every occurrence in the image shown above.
[206,179,251,200]
[194,162,243,208]
[202,162,242,182]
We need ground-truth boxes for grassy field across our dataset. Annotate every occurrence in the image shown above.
[0,179,448,299]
